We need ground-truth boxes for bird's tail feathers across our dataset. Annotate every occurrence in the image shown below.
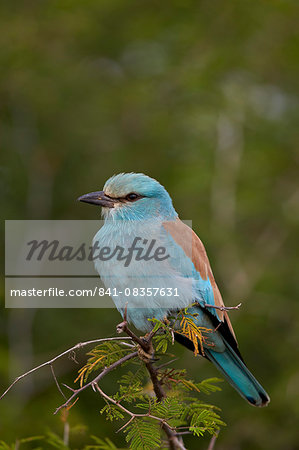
[205,342,270,407]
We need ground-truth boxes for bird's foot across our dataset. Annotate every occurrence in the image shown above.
[116,320,128,334]
[137,340,155,363]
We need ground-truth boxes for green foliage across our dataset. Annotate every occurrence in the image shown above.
[44,431,69,449]
[84,436,118,450]
[77,326,225,449]
[148,318,173,355]
[118,369,145,387]
[158,366,223,395]
[100,403,125,422]
[0,436,44,450]
[114,380,144,404]
[180,376,223,395]
[0,433,121,450]
[137,396,184,428]
[189,409,223,437]
[124,419,161,450]
[183,402,225,437]
[76,342,133,387]
[74,319,226,448]
[152,333,171,354]
[113,366,146,403]
[0,313,225,450]
[149,308,216,357]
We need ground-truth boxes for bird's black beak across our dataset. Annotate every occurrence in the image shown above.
[77,191,115,208]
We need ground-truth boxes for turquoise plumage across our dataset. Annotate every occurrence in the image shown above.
[78,172,270,407]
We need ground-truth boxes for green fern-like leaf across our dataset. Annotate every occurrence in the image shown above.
[191,378,223,394]
[76,342,134,386]
[158,367,222,396]
[114,382,144,404]
[118,369,145,386]
[154,334,170,353]
[148,318,174,355]
[0,436,45,450]
[190,409,225,436]
[182,401,226,437]
[100,403,125,422]
[152,397,183,423]
[45,431,69,449]
[125,418,161,450]
[84,436,118,449]
[148,318,169,334]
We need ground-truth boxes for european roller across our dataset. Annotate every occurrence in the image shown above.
[78,172,270,407]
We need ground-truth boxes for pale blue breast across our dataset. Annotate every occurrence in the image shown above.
[93,219,216,331]
[93,220,186,330]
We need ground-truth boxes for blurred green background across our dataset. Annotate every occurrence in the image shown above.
[1,0,299,448]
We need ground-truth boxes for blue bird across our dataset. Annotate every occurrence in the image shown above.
[78,172,270,407]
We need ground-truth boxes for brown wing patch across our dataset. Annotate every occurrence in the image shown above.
[162,218,236,341]
[163,218,208,280]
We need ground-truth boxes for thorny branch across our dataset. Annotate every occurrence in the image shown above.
[50,363,67,400]
[94,383,186,450]
[1,308,225,450]
[0,336,133,400]
[207,430,220,450]
[204,301,242,311]
[115,306,186,450]
[54,351,138,415]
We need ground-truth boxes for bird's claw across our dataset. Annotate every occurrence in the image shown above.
[137,343,155,363]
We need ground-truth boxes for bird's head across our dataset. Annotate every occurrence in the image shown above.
[78,172,177,220]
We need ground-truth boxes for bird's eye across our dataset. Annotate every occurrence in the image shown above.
[126,193,139,201]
